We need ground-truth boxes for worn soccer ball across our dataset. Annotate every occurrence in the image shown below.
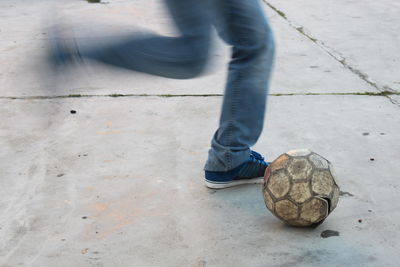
[263,149,340,227]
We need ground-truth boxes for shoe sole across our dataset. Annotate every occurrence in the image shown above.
[204,177,264,189]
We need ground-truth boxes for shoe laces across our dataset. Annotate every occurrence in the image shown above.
[249,151,268,167]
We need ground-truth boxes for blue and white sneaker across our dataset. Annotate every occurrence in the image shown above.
[48,24,84,68]
[204,151,269,189]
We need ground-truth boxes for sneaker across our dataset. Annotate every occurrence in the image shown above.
[204,151,269,189]
[48,24,84,67]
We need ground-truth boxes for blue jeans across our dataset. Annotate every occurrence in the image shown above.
[83,0,275,171]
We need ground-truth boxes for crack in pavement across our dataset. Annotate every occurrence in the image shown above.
[1,91,399,100]
[262,0,398,105]
[0,94,224,100]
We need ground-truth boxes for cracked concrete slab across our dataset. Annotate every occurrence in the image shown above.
[264,0,400,93]
[1,95,399,266]
[389,95,400,106]
[0,0,374,98]
[1,0,400,266]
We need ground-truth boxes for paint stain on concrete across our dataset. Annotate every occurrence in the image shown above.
[321,230,339,238]
[95,203,107,212]
[96,130,123,136]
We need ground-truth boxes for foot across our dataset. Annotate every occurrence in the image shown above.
[204,151,269,189]
[48,24,84,67]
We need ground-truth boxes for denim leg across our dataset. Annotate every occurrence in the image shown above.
[80,0,212,79]
[204,0,275,171]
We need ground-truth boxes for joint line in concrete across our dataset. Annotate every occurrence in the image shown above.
[1,91,399,100]
[262,0,396,95]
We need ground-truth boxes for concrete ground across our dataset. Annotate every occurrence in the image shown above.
[1,0,399,266]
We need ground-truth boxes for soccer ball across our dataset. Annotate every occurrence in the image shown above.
[262,149,340,227]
